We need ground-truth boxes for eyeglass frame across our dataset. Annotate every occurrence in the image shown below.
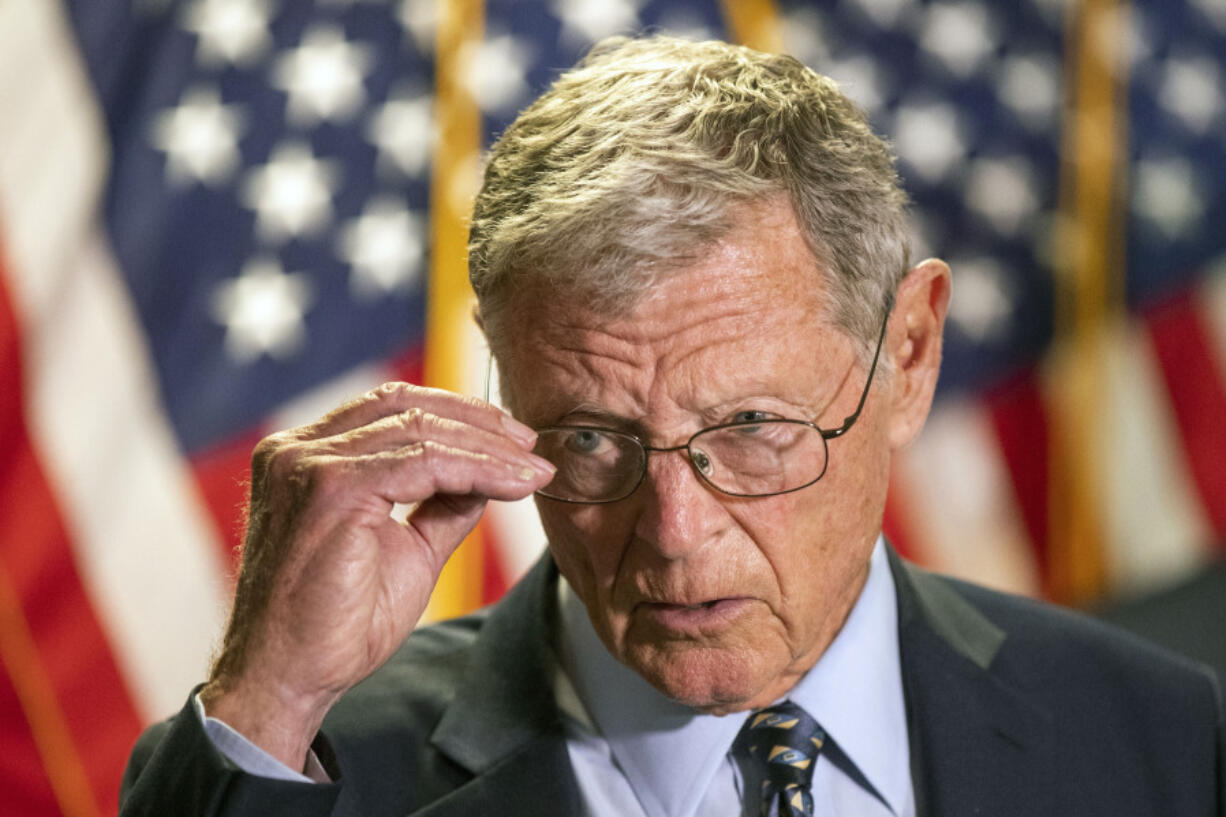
[524,299,894,504]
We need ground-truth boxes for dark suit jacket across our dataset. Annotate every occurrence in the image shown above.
[120,548,1226,816]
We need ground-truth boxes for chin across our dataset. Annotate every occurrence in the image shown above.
[623,642,777,715]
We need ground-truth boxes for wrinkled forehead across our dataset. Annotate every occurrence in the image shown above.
[508,261,816,349]
[486,197,843,408]
[495,198,828,328]
[494,281,845,424]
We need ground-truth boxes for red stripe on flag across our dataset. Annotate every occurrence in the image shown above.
[480,521,510,604]
[0,657,63,817]
[984,369,1051,591]
[1145,290,1226,544]
[388,345,425,386]
[882,468,920,563]
[0,255,141,816]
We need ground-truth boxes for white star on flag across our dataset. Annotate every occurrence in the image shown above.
[998,53,1062,131]
[826,54,888,116]
[892,102,966,184]
[1133,157,1205,240]
[339,197,425,298]
[549,0,644,49]
[462,34,533,114]
[240,142,341,240]
[272,25,374,125]
[781,7,830,67]
[947,258,1014,342]
[367,87,433,178]
[210,258,315,362]
[1158,54,1225,135]
[397,0,437,54]
[965,157,1041,237]
[1190,0,1226,30]
[181,0,272,67]
[920,2,998,78]
[150,86,245,187]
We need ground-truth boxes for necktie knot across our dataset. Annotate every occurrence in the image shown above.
[734,701,826,816]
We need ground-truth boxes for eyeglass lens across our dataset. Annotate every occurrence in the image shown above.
[532,422,829,502]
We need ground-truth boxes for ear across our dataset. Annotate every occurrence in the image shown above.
[885,258,951,450]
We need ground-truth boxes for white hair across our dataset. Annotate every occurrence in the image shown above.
[469,35,910,364]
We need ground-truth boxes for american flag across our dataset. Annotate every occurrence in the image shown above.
[1,0,1223,814]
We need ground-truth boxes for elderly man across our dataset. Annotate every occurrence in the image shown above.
[120,36,1223,817]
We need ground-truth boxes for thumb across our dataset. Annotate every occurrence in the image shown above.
[406,493,490,573]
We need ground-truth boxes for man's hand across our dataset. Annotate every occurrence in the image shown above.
[198,383,555,770]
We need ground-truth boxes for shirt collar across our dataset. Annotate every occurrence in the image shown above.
[555,536,910,817]
[557,575,744,817]
[787,537,911,815]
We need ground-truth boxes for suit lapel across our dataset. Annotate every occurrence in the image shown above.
[422,555,581,816]
[414,545,1060,816]
[888,548,1056,817]
[410,738,577,817]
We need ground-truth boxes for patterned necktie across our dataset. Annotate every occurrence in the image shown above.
[733,700,826,817]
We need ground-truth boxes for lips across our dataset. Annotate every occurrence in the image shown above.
[636,597,752,633]
[658,600,719,611]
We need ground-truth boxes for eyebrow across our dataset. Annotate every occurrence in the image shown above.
[545,404,647,434]
[542,394,825,440]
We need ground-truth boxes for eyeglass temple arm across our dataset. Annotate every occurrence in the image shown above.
[822,301,891,440]
[484,352,494,403]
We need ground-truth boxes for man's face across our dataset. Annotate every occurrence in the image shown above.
[503,200,898,714]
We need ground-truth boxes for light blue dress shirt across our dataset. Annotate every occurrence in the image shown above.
[555,536,915,817]
[198,538,914,816]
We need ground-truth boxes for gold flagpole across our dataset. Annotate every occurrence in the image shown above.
[423,0,487,621]
[1048,0,1130,604]
[720,0,784,52]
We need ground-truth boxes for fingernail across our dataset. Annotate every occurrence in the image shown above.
[528,453,556,475]
[501,413,538,445]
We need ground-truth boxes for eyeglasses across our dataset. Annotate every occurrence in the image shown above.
[531,304,891,504]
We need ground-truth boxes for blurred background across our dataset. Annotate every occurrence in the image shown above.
[1,0,1224,814]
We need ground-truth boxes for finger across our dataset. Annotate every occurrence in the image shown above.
[376,441,555,503]
[316,404,536,453]
[296,382,535,446]
[317,408,549,471]
[405,493,489,569]
[311,441,553,517]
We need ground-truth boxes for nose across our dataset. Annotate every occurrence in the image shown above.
[633,446,727,559]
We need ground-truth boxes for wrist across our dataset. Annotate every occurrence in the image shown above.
[200,674,338,772]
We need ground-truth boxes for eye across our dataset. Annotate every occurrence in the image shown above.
[563,428,611,455]
[731,409,772,424]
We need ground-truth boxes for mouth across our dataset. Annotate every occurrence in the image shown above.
[636,597,752,633]
[664,600,720,610]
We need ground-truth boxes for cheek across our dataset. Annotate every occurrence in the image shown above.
[735,497,825,592]
[731,485,866,616]
[536,500,637,598]
[760,411,892,562]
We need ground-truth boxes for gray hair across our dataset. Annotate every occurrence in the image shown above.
[468,35,910,363]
